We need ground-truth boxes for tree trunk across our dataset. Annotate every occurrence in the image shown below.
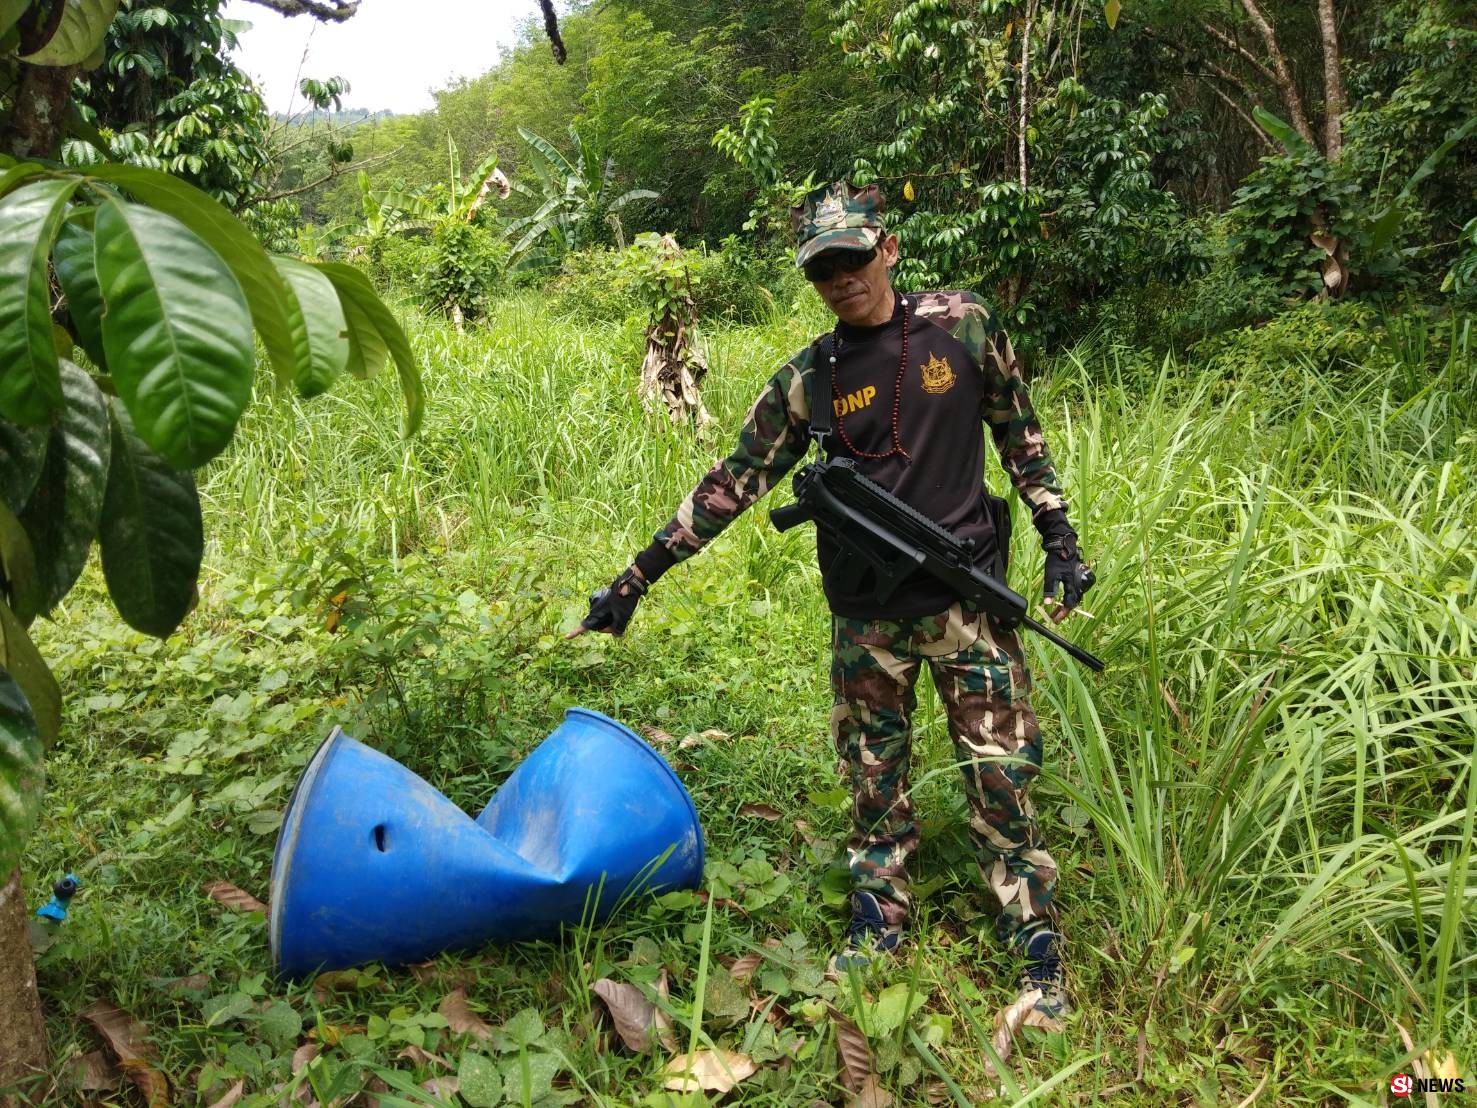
[1236,0,1316,148]
[1316,0,1344,159]
[1018,0,1036,190]
[2,61,77,161]
[0,869,47,1104]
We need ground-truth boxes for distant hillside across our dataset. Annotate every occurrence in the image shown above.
[273,108,398,124]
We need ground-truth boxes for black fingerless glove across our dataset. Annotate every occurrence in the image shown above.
[1043,531,1096,610]
[581,567,648,636]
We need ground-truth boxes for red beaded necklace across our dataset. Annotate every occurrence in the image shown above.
[827,296,912,462]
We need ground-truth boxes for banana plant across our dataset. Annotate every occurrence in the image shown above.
[504,125,658,260]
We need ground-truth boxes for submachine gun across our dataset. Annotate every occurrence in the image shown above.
[770,458,1104,673]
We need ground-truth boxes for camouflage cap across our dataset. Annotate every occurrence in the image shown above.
[791,180,885,268]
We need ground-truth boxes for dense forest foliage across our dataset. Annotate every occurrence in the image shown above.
[241,0,1477,352]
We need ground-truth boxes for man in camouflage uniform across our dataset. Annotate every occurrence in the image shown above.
[571,181,1094,1016]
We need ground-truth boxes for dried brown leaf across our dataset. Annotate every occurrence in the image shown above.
[439,988,492,1040]
[738,803,783,821]
[119,1059,170,1108]
[396,1044,450,1069]
[1158,681,1188,733]
[699,728,729,741]
[728,952,763,981]
[76,1050,119,1092]
[591,978,659,1053]
[693,889,749,917]
[678,734,703,750]
[661,1049,758,1094]
[827,1005,874,1094]
[853,1073,895,1108]
[292,1042,321,1074]
[311,969,371,1002]
[421,1076,459,1098]
[985,990,1062,1082]
[204,1078,244,1108]
[359,1074,389,1108]
[81,1000,170,1108]
[793,819,827,850]
[203,880,267,914]
[640,724,675,745]
[654,969,678,1052]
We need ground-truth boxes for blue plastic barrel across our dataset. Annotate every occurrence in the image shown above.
[270,708,704,978]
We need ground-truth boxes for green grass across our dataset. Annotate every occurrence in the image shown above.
[21,293,1477,1105]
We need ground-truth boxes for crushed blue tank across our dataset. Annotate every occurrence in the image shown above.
[269,707,705,978]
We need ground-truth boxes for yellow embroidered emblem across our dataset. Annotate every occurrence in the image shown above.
[920,352,956,395]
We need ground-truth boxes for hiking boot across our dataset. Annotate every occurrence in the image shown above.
[1017,929,1070,1019]
[827,890,903,975]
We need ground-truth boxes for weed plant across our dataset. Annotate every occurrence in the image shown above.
[25,295,1477,1104]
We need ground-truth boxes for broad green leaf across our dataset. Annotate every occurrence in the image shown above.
[0,667,43,878]
[0,595,59,747]
[1251,106,1313,156]
[17,361,110,616]
[0,177,82,425]
[0,502,42,626]
[0,418,49,512]
[867,982,928,1036]
[94,196,253,469]
[272,257,349,398]
[457,1053,502,1108]
[336,289,389,380]
[0,0,31,39]
[1369,114,1477,254]
[83,163,299,384]
[98,399,202,638]
[18,0,120,64]
[316,263,423,436]
[54,217,108,369]
[1104,0,1120,29]
[0,161,47,199]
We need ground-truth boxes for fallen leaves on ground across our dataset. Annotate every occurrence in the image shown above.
[976,990,1064,1094]
[440,988,493,1040]
[75,1049,120,1092]
[727,951,763,981]
[202,880,266,914]
[661,1049,758,1094]
[81,1000,170,1108]
[640,724,676,745]
[397,1044,451,1069]
[422,1076,460,1098]
[827,1005,875,1095]
[591,978,661,1052]
[203,1078,244,1108]
[853,1074,895,1108]
[738,803,783,821]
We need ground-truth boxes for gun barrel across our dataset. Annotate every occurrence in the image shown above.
[1021,614,1106,672]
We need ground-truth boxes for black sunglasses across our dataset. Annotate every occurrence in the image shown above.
[803,246,877,283]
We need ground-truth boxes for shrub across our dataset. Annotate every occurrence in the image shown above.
[370,233,435,293]
[549,236,803,325]
[1191,298,1392,390]
[419,221,508,324]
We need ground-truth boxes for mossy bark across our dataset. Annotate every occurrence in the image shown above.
[0,869,47,1104]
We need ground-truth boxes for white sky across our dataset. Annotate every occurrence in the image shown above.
[221,0,546,115]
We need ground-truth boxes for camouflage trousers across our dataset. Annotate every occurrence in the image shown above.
[830,600,1059,947]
